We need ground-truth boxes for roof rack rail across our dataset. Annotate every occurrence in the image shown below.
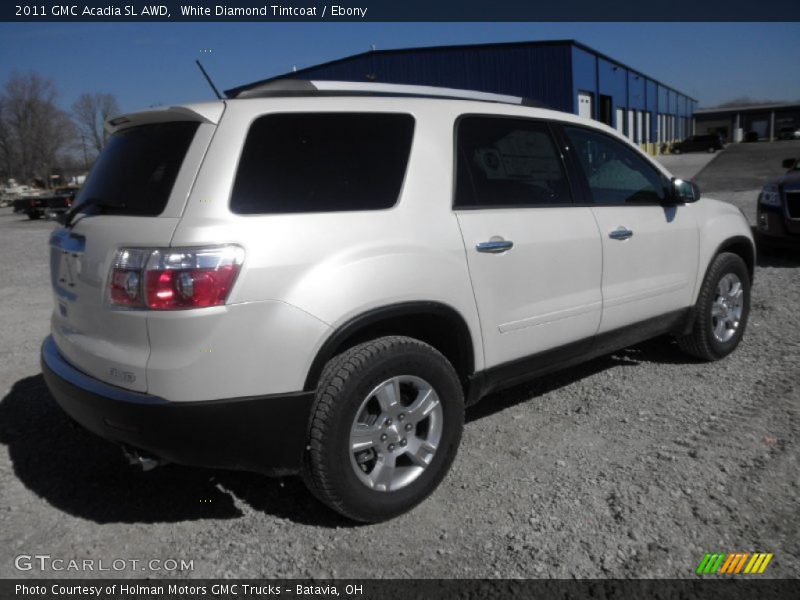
[230,79,547,108]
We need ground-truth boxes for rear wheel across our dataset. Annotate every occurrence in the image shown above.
[677,252,750,361]
[27,211,41,220]
[303,336,464,522]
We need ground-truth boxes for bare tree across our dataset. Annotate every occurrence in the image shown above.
[0,97,13,179]
[72,92,120,155]
[0,72,75,186]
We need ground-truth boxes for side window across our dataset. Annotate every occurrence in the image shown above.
[455,116,572,208]
[564,126,669,205]
[230,113,414,214]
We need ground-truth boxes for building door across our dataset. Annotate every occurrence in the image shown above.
[599,95,613,126]
[627,111,635,141]
[636,111,643,144]
[751,119,768,139]
[578,92,593,120]
[616,108,625,135]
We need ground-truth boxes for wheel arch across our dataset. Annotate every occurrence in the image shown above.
[714,235,755,282]
[303,302,475,392]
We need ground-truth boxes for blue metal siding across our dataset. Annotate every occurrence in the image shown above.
[286,45,574,113]
[571,46,597,115]
[283,55,375,81]
[239,40,695,141]
[646,80,658,141]
[627,74,646,110]
[597,58,627,130]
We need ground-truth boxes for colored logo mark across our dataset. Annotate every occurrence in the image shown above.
[696,552,773,575]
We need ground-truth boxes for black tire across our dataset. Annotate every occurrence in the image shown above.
[672,148,681,154]
[677,252,750,361]
[27,211,41,220]
[303,336,464,522]
[707,147,716,153]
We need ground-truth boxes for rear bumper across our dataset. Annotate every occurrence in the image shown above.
[41,336,314,476]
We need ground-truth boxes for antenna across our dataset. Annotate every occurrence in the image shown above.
[195,60,223,100]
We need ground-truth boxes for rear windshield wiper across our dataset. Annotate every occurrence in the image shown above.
[60,197,126,228]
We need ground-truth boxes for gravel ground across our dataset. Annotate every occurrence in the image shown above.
[1,142,798,580]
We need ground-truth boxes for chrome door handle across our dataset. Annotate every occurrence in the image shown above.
[609,227,634,241]
[476,240,514,253]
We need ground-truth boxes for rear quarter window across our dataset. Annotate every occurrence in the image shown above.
[230,113,414,214]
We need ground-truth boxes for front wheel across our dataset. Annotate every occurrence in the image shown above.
[677,252,750,361]
[303,336,464,522]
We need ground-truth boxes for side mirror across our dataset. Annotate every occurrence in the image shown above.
[671,178,700,204]
[782,158,798,170]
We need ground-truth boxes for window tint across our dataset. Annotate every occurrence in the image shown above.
[231,113,414,214]
[78,122,199,216]
[564,126,669,205]
[455,117,572,208]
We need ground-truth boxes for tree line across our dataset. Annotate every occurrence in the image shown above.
[0,71,120,188]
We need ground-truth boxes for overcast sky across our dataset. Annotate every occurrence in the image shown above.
[0,22,798,113]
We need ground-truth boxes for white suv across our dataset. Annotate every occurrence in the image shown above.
[42,81,754,522]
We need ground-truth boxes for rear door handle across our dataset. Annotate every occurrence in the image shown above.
[476,240,514,253]
[608,227,634,241]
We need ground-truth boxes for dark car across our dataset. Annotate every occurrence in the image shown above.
[778,126,800,141]
[671,134,724,154]
[744,131,760,143]
[756,158,800,246]
[12,187,78,219]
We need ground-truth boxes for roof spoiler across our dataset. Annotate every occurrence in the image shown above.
[104,104,225,134]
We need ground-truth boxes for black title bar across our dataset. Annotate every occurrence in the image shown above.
[5,0,800,22]
[4,579,800,600]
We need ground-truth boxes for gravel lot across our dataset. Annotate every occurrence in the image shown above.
[1,142,798,580]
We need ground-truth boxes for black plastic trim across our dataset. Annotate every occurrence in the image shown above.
[469,308,692,402]
[713,235,757,281]
[41,336,314,476]
[303,301,475,392]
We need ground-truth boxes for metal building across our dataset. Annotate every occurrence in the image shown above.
[227,39,697,155]
[694,102,800,142]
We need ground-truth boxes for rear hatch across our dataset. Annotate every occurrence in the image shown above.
[49,104,223,392]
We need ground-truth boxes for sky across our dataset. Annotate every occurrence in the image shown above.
[0,22,798,113]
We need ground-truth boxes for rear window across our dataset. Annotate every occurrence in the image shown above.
[230,113,414,214]
[78,121,199,216]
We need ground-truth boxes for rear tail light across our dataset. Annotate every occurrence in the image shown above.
[108,245,244,310]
